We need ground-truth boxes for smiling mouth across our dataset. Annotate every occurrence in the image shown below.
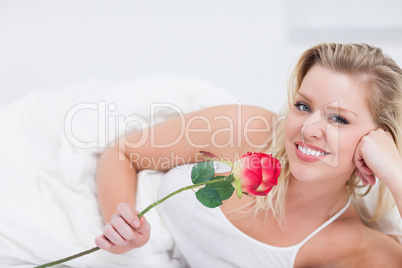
[296,144,329,157]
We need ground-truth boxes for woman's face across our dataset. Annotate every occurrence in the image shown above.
[284,65,377,184]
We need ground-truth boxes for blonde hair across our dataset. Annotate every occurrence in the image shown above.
[254,43,402,223]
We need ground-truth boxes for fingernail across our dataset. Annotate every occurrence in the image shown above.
[133,220,140,228]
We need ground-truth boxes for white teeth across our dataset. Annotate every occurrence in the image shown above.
[297,145,326,156]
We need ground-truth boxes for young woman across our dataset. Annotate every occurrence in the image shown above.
[95,43,402,266]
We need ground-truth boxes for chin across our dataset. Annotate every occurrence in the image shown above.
[287,158,318,182]
[289,159,354,185]
[289,166,316,183]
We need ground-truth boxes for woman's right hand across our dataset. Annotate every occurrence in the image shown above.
[95,203,151,254]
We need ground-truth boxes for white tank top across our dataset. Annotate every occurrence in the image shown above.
[157,163,351,268]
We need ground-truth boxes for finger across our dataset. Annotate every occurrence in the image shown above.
[365,172,376,185]
[353,141,376,186]
[353,142,364,167]
[353,140,374,175]
[111,215,137,241]
[353,149,371,175]
[117,204,150,235]
[355,169,365,185]
[135,215,151,235]
[95,234,115,250]
[355,169,368,185]
[104,222,128,246]
[362,172,376,186]
[117,203,141,229]
[356,164,373,176]
[356,168,376,186]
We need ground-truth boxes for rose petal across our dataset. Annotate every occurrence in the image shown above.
[232,152,281,197]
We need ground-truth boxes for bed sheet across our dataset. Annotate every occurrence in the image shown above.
[0,75,237,267]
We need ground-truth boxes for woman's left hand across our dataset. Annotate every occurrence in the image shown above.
[354,128,402,186]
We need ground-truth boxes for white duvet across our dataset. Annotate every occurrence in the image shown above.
[0,75,237,267]
[0,75,400,268]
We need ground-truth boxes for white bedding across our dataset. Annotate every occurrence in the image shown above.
[0,75,400,267]
[0,75,237,267]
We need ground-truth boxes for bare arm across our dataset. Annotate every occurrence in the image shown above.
[95,147,150,254]
[354,129,402,218]
[97,147,137,224]
[95,104,275,254]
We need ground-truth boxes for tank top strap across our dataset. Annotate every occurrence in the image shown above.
[297,197,352,247]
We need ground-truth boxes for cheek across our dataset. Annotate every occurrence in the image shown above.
[333,128,363,166]
[284,113,303,141]
[326,125,357,153]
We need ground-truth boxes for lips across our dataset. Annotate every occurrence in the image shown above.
[294,142,329,163]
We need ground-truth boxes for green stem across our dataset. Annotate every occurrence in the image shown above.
[138,178,226,218]
[34,177,229,268]
[34,247,100,268]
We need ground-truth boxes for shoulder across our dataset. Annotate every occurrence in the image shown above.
[193,104,276,120]
[321,218,402,266]
[194,104,277,137]
[350,226,402,266]
[209,104,277,145]
[184,104,277,160]
[300,215,402,267]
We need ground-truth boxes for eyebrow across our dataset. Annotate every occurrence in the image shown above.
[297,92,359,118]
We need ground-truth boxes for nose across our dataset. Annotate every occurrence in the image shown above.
[301,109,325,140]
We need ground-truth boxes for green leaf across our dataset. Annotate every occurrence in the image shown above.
[195,187,222,208]
[206,176,235,201]
[191,161,215,184]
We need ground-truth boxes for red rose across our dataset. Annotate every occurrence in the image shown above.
[232,152,281,198]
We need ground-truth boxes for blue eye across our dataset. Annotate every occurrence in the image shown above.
[329,115,349,125]
[293,102,311,113]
